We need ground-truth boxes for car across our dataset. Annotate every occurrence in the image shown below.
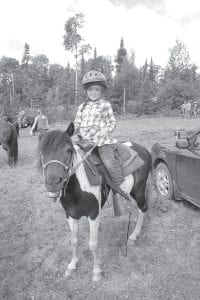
[151,130,200,208]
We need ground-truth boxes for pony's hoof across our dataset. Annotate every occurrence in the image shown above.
[64,268,75,278]
[127,238,136,246]
[92,272,102,282]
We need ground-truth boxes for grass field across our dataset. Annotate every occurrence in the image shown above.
[0,117,200,300]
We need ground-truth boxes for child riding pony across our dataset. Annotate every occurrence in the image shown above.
[37,122,152,281]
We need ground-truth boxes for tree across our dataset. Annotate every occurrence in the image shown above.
[113,50,140,113]
[165,39,192,81]
[115,37,127,74]
[22,43,31,65]
[31,54,50,88]
[0,57,19,111]
[79,44,91,78]
[63,13,86,107]
[90,47,99,70]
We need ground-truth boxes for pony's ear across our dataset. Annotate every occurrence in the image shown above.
[65,122,74,137]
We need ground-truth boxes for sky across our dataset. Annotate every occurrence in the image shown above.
[0,0,200,68]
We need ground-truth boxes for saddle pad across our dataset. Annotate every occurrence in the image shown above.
[82,142,145,186]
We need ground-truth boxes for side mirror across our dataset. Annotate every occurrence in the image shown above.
[176,138,190,149]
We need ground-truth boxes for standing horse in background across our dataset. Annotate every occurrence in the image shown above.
[37,123,152,281]
[0,120,18,166]
[2,115,20,137]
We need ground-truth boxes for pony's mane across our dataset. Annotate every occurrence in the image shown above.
[39,130,73,154]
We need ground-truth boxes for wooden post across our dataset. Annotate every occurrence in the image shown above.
[123,88,126,115]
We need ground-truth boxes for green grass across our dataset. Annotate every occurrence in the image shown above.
[0,117,200,300]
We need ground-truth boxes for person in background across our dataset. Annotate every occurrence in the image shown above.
[185,101,191,119]
[30,109,49,135]
[180,101,186,118]
[17,109,25,128]
[192,101,198,118]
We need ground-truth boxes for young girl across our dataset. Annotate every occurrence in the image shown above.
[73,70,124,187]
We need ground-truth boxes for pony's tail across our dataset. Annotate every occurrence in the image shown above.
[10,124,18,166]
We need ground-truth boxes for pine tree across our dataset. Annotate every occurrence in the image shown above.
[22,43,31,65]
[91,47,99,70]
[115,38,127,74]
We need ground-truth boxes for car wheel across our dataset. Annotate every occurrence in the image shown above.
[155,162,174,200]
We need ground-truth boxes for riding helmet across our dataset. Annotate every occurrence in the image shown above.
[82,70,107,89]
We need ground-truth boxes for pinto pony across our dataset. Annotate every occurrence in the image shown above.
[37,123,152,281]
[0,120,18,166]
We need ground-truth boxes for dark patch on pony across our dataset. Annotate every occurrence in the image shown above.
[3,115,20,137]
[129,142,152,211]
[60,174,106,220]
[10,123,18,165]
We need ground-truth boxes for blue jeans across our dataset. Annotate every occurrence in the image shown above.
[98,144,124,186]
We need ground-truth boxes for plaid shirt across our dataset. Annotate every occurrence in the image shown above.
[74,99,117,146]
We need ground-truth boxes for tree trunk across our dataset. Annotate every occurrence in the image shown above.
[75,46,78,108]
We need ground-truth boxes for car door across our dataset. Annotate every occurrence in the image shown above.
[176,139,200,204]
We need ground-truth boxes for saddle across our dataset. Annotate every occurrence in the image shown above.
[76,141,145,188]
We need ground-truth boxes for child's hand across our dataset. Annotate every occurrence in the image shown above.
[97,128,107,137]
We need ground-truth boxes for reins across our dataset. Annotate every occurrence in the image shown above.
[69,143,97,177]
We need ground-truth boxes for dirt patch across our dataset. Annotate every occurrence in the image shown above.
[0,118,200,299]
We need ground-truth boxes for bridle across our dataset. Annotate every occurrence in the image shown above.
[40,143,97,186]
[40,152,74,185]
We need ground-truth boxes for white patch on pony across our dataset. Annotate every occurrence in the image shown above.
[123,141,132,147]
[119,174,134,194]
[73,148,101,204]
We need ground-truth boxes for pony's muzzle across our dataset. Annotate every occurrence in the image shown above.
[45,178,64,202]
[46,191,60,202]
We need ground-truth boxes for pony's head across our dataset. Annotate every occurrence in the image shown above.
[38,123,75,201]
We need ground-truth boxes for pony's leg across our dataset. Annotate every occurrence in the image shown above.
[128,171,149,242]
[128,207,146,242]
[2,143,12,166]
[88,216,102,282]
[64,216,79,277]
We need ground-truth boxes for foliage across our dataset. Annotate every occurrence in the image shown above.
[165,39,197,82]
[1,32,200,119]
[158,79,200,110]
